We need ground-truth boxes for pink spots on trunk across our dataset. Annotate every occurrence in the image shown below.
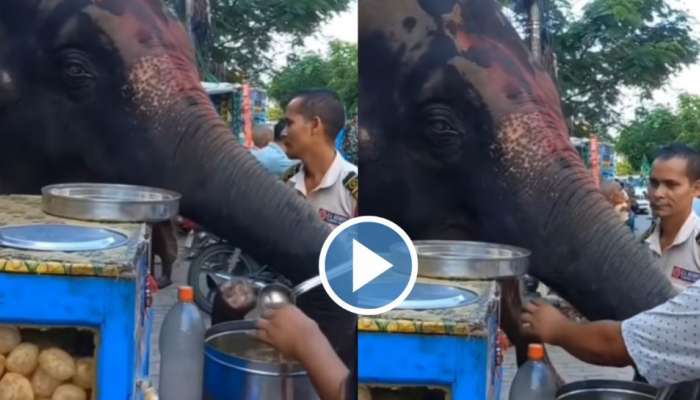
[127,54,201,133]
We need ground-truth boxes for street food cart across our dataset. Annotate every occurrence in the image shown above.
[358,241,529,400]
[0,195,155,399]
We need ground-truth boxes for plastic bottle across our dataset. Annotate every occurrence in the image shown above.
[159,286,206,400]
[509,343,558,400]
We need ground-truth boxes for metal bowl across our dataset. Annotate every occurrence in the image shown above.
[556,380,657,400]
[42,183,181,222]
[414,240,530,280]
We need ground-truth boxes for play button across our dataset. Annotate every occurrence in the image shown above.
[353,240,393,292]
[319,216,418,315]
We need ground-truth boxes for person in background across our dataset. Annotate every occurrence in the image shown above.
[521,281,700,390]
[601,180,632,228]
[256,305,352,400]
[251,124,272,150]
[251,120,299,177]
[640,144,700,290]
[281,89,357,227]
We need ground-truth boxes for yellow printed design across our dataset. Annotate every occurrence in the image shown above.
[36,262,67,275]
[70,264,96,276]
[4,260,29,273]
[343,174,358,201]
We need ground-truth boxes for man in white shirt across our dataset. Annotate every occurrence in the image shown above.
[522,279,700,389]
[281,89,357,227]
[641,144,700,290]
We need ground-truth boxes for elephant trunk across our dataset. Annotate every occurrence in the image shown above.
[498,112,676,320]
[145,89,330,284]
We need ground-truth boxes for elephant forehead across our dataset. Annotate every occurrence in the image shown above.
[85,5,192,65]
[360,0,436,67]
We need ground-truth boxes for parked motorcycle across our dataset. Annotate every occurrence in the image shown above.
[183,222,292,314]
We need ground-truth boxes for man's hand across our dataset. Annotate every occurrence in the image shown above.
[521,300,571,344]
[256,305,322,360]
[256,305,350,400]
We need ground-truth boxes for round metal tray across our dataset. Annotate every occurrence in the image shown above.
[414,240,530,280]
[359,282,479,310]
[0,224,129,251]
[41,183,181,222]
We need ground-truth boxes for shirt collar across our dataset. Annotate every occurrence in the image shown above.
[646,211,699,255]
[290,152,343,196]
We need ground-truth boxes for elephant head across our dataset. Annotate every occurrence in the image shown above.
[0,0,330,281]
[359,0,675,322]
[0,0,355,360]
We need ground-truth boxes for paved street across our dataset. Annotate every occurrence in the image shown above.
[151,213,654,395]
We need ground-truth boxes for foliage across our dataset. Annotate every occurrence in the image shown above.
[500,0,699,137]
[267,104,284,122]
[164,0,352,82]
[616,94,700,170]
[268,41,358,114]
[676,94,700,150]
[615,158,635,176]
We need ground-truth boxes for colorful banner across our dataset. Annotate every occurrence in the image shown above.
[242,83,253,149]
[590,135,600,188]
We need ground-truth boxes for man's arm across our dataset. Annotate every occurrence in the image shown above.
[256,306,349,400]
[521,301,633,367]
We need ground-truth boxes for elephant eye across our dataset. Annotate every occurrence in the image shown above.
[57,49,96,91]
[421,104,462,139]
[428,117,457,135]
[65,62,89,78]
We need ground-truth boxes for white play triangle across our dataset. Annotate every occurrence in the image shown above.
[352,239,393,292]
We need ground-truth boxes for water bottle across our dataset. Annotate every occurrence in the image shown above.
[159,286,206,400]
[509,343,558,400]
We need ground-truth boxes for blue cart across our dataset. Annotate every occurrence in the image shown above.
[358,280,502,400]
[0,195,154,399]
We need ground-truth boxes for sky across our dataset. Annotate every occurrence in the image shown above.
[267,1,357,73]
[304,0,358,52]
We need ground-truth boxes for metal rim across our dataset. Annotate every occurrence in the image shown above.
[0,223,129,251]
[205,322,306,374]
[556,380,657,400]
[41,183,182,204]
[205,349,307,377]
[414,240,531,262]
[557,388,656,400]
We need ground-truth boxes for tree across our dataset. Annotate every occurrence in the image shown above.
[616,107,679,170]
[268,41,358,114]
[616,159,635,176]
[676,94,700,150]
[501,0,699,137]
[617,94,700,169]
[267,104,284,122]
[165,0,352,81]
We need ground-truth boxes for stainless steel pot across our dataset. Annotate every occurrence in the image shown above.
[556,380,657,400]
[203,320,319,400]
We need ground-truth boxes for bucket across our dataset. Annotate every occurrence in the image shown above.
[203,320,319,400]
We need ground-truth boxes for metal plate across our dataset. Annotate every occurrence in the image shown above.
[0,224,129,251]
[358,282,479,310]
[41,183,181,222]
[414,240,530,280]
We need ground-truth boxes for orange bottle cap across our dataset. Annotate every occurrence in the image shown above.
[178,286,194,302]
[528,343,545,360]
